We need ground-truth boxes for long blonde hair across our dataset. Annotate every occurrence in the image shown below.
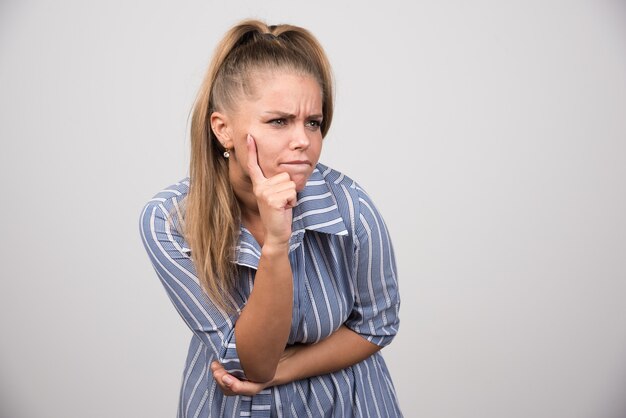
[183,19,334,311]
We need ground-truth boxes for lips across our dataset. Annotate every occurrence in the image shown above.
[281,160,311,165]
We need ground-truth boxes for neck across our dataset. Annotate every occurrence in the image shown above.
[229,166,268,245]
[228,159,260,225]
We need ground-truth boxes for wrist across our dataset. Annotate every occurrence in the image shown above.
[269,361,288,387]
[261,240,290,256]
[270,345,300,387]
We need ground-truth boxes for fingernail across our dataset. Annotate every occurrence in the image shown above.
[222,375,233,385]
[247,134,252,143]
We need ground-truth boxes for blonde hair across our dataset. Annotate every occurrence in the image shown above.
[183,19,334,311]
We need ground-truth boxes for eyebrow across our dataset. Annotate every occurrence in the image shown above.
[263,111,323,119]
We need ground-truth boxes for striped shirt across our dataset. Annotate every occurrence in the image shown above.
[139,163,402,417]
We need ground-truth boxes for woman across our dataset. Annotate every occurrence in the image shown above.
[139,19,402,417]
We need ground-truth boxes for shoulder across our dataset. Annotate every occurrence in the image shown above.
[142,177,190,207]
[315,163,389,240]
[140,177,190,216]
[314,163,374,234]
[139,177,190,235]
[316,162,358,200]
[316,162,375,209]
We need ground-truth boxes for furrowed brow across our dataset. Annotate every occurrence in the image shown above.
[263,111,323,120]
[263,111,296,118]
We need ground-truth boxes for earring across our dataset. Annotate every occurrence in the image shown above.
[223,149,230,159]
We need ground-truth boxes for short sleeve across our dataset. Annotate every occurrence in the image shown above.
[344,184,400,347]
[139,196,247,379]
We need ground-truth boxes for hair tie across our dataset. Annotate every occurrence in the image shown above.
[263,32,278,41]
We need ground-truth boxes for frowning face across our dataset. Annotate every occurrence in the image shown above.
[212,71,324,192]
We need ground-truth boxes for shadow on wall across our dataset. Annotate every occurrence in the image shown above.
[0,384,25,418]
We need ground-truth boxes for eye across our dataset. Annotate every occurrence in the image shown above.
[269,118,287,126]
[306,120,322,130]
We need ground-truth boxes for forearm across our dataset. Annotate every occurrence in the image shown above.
[270,325,381,386]
[235,243,293,382]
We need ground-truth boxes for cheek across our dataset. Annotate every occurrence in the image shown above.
[309,137,323,159]
[253,137,283,175]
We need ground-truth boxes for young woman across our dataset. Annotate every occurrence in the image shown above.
[139,19,402,417]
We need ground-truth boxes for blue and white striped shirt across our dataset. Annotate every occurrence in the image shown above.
[139,163,402,417]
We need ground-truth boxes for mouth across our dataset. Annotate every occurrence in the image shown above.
[280,160,311,166]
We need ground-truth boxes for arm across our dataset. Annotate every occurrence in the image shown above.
[343,182,400,346]
[211,325,380,396]
[273,325,381,384]
[234,243,293,382]
[212,181,400,395]
[139,191,247,378]
[233,135,296,382]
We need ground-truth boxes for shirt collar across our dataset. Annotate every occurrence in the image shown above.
[233,165,348,269]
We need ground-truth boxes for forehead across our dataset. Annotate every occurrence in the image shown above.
[244,70,323,106]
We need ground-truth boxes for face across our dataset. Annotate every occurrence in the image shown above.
[212,71,324,192]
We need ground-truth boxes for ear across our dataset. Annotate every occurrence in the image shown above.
[210,111,233,149]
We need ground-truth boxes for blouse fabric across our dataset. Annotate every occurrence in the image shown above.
[139,163,402,417]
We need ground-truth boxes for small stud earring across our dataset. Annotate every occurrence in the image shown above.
[223,149,230,159]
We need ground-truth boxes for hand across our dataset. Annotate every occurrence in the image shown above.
[247,134,296,247]
[210,361,270,396]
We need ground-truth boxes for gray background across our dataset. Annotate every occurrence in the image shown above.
[1,1,625,417]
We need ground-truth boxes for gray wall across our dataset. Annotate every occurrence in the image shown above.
[1,1,625,417]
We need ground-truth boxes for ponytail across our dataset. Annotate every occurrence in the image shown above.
[183,19,334,311]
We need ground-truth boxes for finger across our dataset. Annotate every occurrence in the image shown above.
[263,172,292,186]
[246,134,266,183]
[212,366,227,382]
[214,376,232,395]
[212,367,236,396]
[216,380,236,397]
[263,188,298,211]
[221,375,261,397]
[220,373,248,396]
[256,177,295,201]
[211,363,230,385]
[222,374,235,388]
[264,180,296,195]
[281,188,298,209]
[285,189,298,209]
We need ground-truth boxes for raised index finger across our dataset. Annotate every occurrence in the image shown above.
[246,134,266,183]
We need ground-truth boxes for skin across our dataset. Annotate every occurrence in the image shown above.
[209,70,381,393]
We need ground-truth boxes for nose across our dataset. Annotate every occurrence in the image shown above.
[289,125,311,151]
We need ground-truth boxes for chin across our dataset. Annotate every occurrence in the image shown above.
[291,173,312,192]
[293,175,312,192]
[276,168,313,192]
[293,177,307,191]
